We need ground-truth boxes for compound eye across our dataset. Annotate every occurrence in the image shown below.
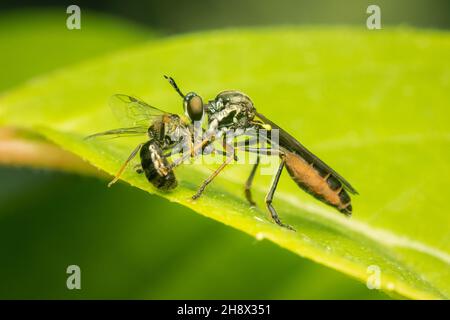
[185,93,204,122]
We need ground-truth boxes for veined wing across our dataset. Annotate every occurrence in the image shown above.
[85,126,148,140]
[256,112,358,194]
[110,94,173,127]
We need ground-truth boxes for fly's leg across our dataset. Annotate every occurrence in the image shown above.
[223,136,239,162]
[244,155,260,206]
[233,137,292,229]
[108,143,144,187]
[265,156,295,231]
[209,147,235,158]
[238,135,260,206]
[239,144,280,207]
[216,135,239,161]
[170,136,214,170]
[240,147,280,156]
[192,143,234,200]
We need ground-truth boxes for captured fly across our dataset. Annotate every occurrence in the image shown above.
[165,77,358,231]
[86,94,192,190]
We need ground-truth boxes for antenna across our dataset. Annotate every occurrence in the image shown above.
[164,75,185,98]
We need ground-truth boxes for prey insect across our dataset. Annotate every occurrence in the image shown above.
[165,76,358,231]
[86,94,194,190]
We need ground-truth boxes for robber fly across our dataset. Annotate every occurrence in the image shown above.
[165,76,358,231]
[86,94,196,190]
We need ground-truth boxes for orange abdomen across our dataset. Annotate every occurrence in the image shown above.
[284,151,352,215]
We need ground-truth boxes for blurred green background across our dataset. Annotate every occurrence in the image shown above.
[0,1,448,299]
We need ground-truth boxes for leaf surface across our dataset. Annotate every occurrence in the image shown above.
[1,27,449,299]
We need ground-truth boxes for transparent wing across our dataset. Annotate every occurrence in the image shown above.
[110,94,172,127]
[85,126,148,140]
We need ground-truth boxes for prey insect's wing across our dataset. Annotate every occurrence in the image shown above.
[256,112,358,194]
[85,126,149,140]
[110,94,174,127]
[86,94,173,140]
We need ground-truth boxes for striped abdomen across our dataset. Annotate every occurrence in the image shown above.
[283,151,352,215]
[140,140,177,191]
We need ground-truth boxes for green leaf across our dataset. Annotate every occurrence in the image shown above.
[1,27,449,299]
[0,11,382,299]
[0,167,386,299]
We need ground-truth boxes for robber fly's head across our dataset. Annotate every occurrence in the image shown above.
[164,75,204,123]
[183,92,204,122]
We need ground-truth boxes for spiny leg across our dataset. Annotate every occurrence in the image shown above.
[265,156,295,231]
[244,155,260,206]
[108,143,144,187]
[192,143,234,200]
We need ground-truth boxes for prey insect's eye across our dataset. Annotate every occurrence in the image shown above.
[184,92,204,122]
